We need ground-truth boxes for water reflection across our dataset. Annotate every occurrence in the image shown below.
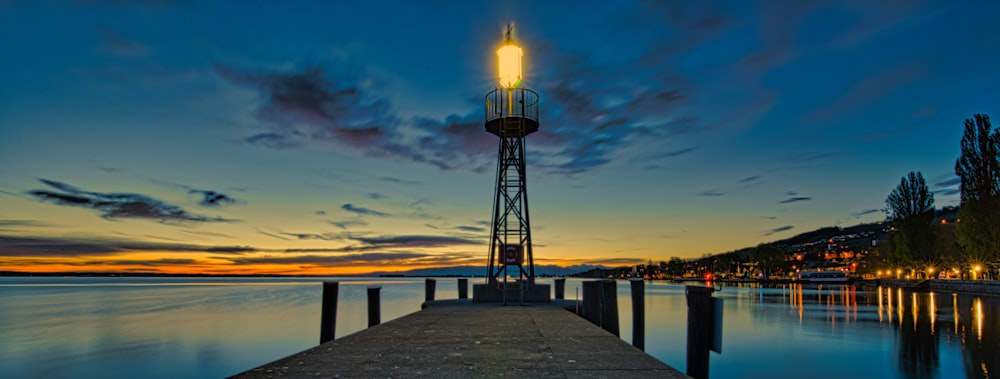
[2,277,997,379]
[758,284,996,379]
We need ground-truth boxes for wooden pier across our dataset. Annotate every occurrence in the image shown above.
[232,300,688,378]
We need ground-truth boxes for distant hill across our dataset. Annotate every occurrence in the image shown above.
[737,206,958,255]
[370,264,611,277]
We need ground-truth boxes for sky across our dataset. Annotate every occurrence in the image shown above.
[1,0,999,275]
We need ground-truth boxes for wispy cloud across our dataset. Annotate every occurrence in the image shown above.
[27,179,236,223]
[216,35,695,176]
[0,235,253,257]
[699,190,724,197]
[0,219,46,228]
[328,219,368,229]
[225,252,435,266]
[740,175,760,183]
[341,203,389,217]
[779,196,812,204]
[350,235,479,249]
[851,209,880,217]
[934,177,961,188]
[764,225,794,236]
[188,189,238,207]
[280,232,345,241]
[456,225,486,233]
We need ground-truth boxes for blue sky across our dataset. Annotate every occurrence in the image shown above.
[1,0,998,274]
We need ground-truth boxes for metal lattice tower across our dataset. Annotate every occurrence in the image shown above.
[484,87,539,285]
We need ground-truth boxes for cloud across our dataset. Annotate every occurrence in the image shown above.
[0,219,46,228]
[380,176,420,185]
[802,63,926,124]
[341,203,389,217]
[27,179,236,223]
[699,190,724,197]
[851,209,880,217]
[188,189,238,207]
[214,64,398,151]
[315,210,326,215]
[934,177,961,188]
[764,225,794,236]
[456,225,486,233]
[217,36,694,176]
[0,235,253,257]
[224,252,433,267]
[85,258,199,267]
[328,219,368,229]
[350,235,479,249]
[644,147,697,161]
[779,196,812,204]
[280,232,346,241]
[740,175,760,183]
[367,192,384,200]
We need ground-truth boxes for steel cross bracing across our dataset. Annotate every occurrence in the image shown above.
[486,116,535,284]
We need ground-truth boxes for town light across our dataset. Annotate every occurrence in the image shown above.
[497,25,523,89]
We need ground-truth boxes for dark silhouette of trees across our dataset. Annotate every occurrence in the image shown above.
[954,114,1000,277]
[885,171,936,274]
[749,244,787,278]
[666,257,686,277]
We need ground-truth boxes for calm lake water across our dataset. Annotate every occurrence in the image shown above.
[0,277,996,378]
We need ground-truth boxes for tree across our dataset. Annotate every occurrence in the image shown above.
[666,257,685,277]
[885,171,936,273]
[750,244,787,278]
[954,114,1000,274]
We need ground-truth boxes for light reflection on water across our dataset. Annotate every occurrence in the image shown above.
[608,281,997,379]
[0,277,996,379]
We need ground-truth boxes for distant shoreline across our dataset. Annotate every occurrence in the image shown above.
[0,271,488,278]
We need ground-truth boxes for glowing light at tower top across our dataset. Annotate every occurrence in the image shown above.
[497,24,523,89]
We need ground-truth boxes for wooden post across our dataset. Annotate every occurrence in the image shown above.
[554,277,566,299]
[581,280,620,336]
[425,278,436,302]
[581,280,601,321]
[367,286,381,327]
[320,281,339,344]
[458,278,468,299]
[629,278,645,350]
[600,279,620,337]
[686,285,714,379]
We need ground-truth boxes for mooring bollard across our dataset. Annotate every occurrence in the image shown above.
[554,277,566,299]
[458,278,468,299]
[600,279,620,337]
[581,279,620,336]
[320,281,339,344]
[629,278,645,351]
[425,278,436,302]
[367,286,381,327]
[686,285,719,379]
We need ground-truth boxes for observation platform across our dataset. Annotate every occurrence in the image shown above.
[485,88,540,137]
[232,300,687,378]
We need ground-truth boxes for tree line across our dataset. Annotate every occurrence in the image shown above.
[885,114,1000,279]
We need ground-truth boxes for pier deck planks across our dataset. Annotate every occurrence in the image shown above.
[232,300,688,378]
